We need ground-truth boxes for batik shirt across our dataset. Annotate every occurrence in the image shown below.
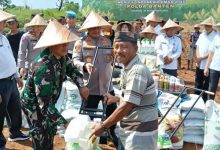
[21,48,85,128]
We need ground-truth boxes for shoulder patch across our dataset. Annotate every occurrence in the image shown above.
[74,41,82,52]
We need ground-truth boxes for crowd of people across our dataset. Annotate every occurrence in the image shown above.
[0,8,220,150]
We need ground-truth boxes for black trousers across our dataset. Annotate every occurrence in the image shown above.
[162,68,177,77]
[85,91,117,133]
[208,69,220,100]
[0,77,22,147]
[195,67,209,101]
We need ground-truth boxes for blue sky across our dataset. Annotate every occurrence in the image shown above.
[11,0,82,9]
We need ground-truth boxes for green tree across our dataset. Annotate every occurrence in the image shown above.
[63,1,79,12]
[0,0,12,9]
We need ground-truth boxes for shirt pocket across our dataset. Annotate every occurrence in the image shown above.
[30,39,38,51]
[161,42,169,51]
[102,48,113,63]
[82,49,96,63]
[171,42,177,53]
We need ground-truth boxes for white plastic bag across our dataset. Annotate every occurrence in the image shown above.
[64,115,99,150]
[203,100,220,150]
[158,108,184,149]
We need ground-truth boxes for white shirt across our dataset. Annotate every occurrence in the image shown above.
[154,24,162,35]
[196,30,217,69]
[0,34,18,79]
[155,33,182,70]
[209,33,220,71]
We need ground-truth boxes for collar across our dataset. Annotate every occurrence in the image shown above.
[125,55,139,70]
[205,30,215,36]
[43,48,64,66]
[164,34,175,39]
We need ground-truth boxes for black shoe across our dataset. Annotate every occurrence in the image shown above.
[8,133,29,142]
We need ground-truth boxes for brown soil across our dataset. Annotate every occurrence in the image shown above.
[4,25,220,150]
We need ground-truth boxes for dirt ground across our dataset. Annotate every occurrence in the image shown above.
[4,27,220,150]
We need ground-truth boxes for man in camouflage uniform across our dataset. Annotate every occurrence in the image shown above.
[72,11,118,145]
[21,20,89,150]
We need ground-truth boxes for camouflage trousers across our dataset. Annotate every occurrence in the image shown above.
[22,108,57,150]
[30,124,56,150]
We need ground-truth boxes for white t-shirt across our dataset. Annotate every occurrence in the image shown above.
[196,30,217,69]
[154,24,162,35]
[209,33,220,71]
[155,33,182,70]
[0,34,17,79]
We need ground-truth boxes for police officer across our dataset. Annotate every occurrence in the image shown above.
[72,11,118,145]
[65,11,81,58]
[18,14,47,79]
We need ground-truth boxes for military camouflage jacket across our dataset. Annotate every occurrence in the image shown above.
[21,48,84,126]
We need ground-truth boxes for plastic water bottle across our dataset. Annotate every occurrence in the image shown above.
[175,78,181,92]
[169,76,175,92]
[153,75,159,89]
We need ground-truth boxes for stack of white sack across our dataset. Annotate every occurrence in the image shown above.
[157,91,182,115]
[203,100,220,150]
[55,80,82,137]
[179,94,205,144]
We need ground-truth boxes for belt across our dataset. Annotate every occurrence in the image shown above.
[0,74,15,81]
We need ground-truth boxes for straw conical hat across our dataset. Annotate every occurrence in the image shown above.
[0,10,15,22]
[214,22,220,31]
[26,14,47,27]
[116,22,134,32]
[200,16,215,26]
[140,25,157,36]
[161,19,184,32]
[194,24,200,28]
[34,20,79,49]
[144,11,161,23]
[79,11,112,32]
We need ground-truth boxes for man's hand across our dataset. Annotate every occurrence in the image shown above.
[104,93,119,105]
[90,123,105,139]
[85,63,94,74]
[17,77,24,90]
[20,68,27,78]
[164,57,173,65]
[196,57,202,66]
[204,67,209,77]
[79,87,89,100]
[64,123,69,129]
